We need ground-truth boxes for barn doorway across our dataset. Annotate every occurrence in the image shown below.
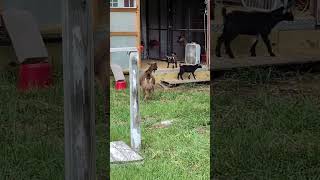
[140,0,210,68]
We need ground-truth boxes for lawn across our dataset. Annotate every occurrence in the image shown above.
[110,81,210,179]
[212,67,320,179]
[0,69,210,179]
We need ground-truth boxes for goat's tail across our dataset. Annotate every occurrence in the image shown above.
[222,7,227,18]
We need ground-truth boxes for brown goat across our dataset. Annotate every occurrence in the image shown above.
[140,62,157,100]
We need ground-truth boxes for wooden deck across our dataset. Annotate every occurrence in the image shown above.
[142,54,320,73]
[212,55,320,71]
[160,79,210,88]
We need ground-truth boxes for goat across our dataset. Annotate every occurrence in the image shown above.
[141,77,154,100]
[177,64,202,80]
[166,52,178,68]
[215,6,294,58]
[140,62,158,100]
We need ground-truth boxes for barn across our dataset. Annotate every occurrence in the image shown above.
[110,0,211,71]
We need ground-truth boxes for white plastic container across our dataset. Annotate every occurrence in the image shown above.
[185,42,201,65]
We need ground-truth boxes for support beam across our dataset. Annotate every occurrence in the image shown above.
[317,0,320,25]
[129,51,141,152]
[62,0,96,179]
[158,0,161,59]
[207,0,211,68]
[136,0,141,68]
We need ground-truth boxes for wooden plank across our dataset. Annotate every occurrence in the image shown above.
[154,67,209,75]
[111,8,137,12]
[317,0,320,25]
[129,52,141,152]
[207,0,211,68]
[110,141,143,163]
[62,0,96,179]
[92,0,98,29]
[161,79,210,86]
[212,55,320,70]
[136,0,141,68]
[110,32,137,36]
[159,81,172,89]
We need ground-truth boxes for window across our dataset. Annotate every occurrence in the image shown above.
[110,0,118,7]
[109,0,136,8]
[124,0,135,7]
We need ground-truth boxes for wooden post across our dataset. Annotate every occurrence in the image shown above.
[207,0,211,68]
[317,0,320,25]
[129,51,141,152]
[136,0,141,68]
[62,0,96,179]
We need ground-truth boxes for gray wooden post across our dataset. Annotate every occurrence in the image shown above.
[129,51,141,152]
[317,0,320,26]
[62,0,96,179]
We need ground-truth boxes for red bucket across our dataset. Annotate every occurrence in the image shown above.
[201,54,207,64]
[115,80,126,90]
[18,62,53,91]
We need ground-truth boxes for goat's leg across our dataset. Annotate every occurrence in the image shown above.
[144,90,149,100]
[167,61,170,68]
[175,62,177,68]
[192,72,196,79]
[180,73,184,80]
[261,34,275,57]
[142,89,146,99]
[215,34,224,57]
[224,34,237,59]
[250,36,259,57]
[188,73,191,79]
[224,39,235,59]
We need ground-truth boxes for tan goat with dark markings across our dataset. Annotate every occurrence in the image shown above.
[139,62,157,100]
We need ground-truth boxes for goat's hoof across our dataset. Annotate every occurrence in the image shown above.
[250,53,256,57]
[216,54,221,57]
[270,53,276,57]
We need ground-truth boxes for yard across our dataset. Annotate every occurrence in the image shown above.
[0,68,210,179]
[212,66,320,179]
[1,64,320,179]
[110,79,210,179]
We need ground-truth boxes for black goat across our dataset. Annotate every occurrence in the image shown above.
[166,52,178,68]
[215,6,294,58]
[177,64,202,80]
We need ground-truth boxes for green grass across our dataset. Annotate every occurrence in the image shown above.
[212,69,320,179]
[110,82,210,180]
[0,69,108,179]
[0,71,65,179]
[0,69,210,179]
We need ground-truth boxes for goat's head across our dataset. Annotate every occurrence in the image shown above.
[272,6,294,22]
[283,10,294,21]
[147,62,158,73]
[196,64,202,69]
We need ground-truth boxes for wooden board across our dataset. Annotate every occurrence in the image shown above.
[160,79,210,88]
[317,0,320,25]
[154,67,209,75]
[212,55,320,71]
[2,9,48,63]
[110,141,143,164]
